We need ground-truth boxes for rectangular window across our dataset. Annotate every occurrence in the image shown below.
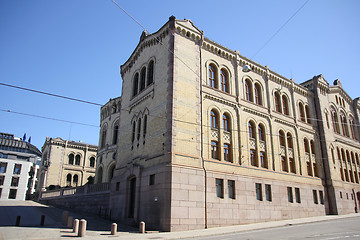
[256,183,262,201]
[281,156,288,172]
[0,162,7,173]
[116,182,120,191]
[211,141,219,160]
[319,190,324,204]
[265,184,272,202]
[149,174,155,186]
[295,187,301,203]
[313,190,318,204]
[289,158,296,173]
[250,149,257,167]
[216,179,224,198]
[0,188,2,198]
[8,189,17,199]
[11,177,19,187]
[0,175,4,186]
[13,164,22,175]
[287,187,293,203]
[224,144,231,162]
[228,180,235,199]
[260,152,267,168]
[307,162,312,176]
[340,191,342,198]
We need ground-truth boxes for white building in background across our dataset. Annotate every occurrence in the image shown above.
[0,132,41,200]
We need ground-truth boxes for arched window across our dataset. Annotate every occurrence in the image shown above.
[305,105,311,124]
[108,164,115,181]
[132,73,139,97]
[73,175,78,187]
[274,92,281,113]
[299,102,305,122]
[282,95,289,115]
[101,127,107,148]
[340,112,349,137]
[140,67,146,91]
[254,83,262,105]
[89,157,95,168]
[137,119,142,141]
[331,109,340,134]
[209,64,217,88]
[287,133,293,149]
[66,173,72,186]
[132,122,136,143]
[68,153,74,165]
[211,141,219,160]
[304,139,310,153]
[279,130,285,147]
[210,110,219,129]
[112,124,119,145]
[147,60,154,86]
[258,124,265,142]
[349,117,356,139]
[223,113,230,132]
[224,143,231,162]
[248,121,256,139]
[220,69,229,93]
[245,79,253,102]
[143,115,147,138]
[75,154,81,165]
[310,140,315,156]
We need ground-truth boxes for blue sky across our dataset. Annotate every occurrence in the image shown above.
[0,0,359,151]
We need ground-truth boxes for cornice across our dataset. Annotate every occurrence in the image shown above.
[204,93,237,109]
[129,87,154,112]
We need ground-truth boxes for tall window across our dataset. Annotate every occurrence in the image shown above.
[256,183,262,201]
[112,124,119,145]
[211,141,219,160]
[331,110,340,134]
[216,178,224,198]
[299,102,305,122]
[313,190,318,204]
[281,156,288,172]
[101,127,107,148]
[209,64,217,88]
[287,187,293,203]
[224,143,231,162]
[140,67,146,91]
[305,105,311,124]
[282,95,289,115]
[250,149,257,166]
[279,130,285,147]
[295,187,301,203]
[287,133,293,149]
[132,73,139,97]
[137,119,142,141]
[260,151,267,168]
[248,121,255,139]
[68,153,74,165]
[143,115,147,138]
[89,157,95,168]
[73,175,79,187]
[245,79,253,102]
[340,113,349,137]
[258,124,265,141]
[147,60,154,85]
[274,92,281,113]
[210,110,218,129]
[289,158,296,173]
[325,111,330,129]
[254,83,262,105]
[75,154,81,166]
[132,122,136,143]
[349,117,356,139]
[66,174,72,186]
[228,180,235,199]
[220,69,229,93]
[265,184,272,201]
[0,162,7,173]
[223,114,230,132]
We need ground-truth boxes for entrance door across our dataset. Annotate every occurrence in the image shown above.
[128,177,136,218]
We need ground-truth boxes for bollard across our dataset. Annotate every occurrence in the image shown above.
[40,215,45,226]
[78,219,87,237]
[62,211,69,226]
[73,219,79,233]
[111,223,117,235]
[139,221,145,234]
[67,216,73,228]
[15,216,21,226]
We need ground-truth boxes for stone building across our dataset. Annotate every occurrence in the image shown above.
[95,16,360,231]
[38,137,97,190]
[0,132,41,200]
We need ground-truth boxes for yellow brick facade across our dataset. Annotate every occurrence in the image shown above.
[97,16,360,231]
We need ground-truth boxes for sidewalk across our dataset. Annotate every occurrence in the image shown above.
[0,200,359,240]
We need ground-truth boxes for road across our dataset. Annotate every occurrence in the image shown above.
[185,216,360,240]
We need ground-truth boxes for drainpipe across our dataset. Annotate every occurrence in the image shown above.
[199,32,207,229]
